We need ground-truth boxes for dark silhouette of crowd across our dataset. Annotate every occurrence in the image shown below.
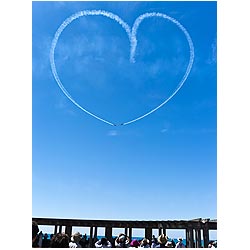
[32,221,216,248]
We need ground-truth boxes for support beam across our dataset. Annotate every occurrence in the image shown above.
[124,227,128,236]
[94,226,98,242]
[65,226,72,238]
[105,227,112,242]
[203,228,209,248]
[190,229,194,248]
[186,229,189,247]
[54,225,58,235]
[89,226,93,247]
[186,228,194,248]
[129,228,132,239]
[145,228,152,240]
[195,229,202,248]
[59,225,62,234]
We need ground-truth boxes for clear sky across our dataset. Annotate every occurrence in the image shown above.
[32,1,217,237]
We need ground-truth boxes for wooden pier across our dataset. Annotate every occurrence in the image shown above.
[32,217,217,248]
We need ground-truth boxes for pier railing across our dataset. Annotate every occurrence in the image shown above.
[32,217,217,248]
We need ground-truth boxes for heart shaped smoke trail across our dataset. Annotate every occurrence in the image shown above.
[50,10,194,126]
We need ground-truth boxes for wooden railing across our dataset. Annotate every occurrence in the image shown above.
[32,217,217,248]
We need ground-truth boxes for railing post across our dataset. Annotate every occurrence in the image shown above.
[129,228,132,239]
[195,229,202,248]
[185,228,189,247]
[203,227,209,248]
[89,226,93,247]
[65,226,72,238]
[145,227,152,241]
[94,226,98,242]
[54,225,58,235]
[185,228,194,248]
[105,226,112,242]
[190,229,194,248]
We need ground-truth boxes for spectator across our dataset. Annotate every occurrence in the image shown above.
[50,233,70,248]
[69,232,82,248]
[171,239,176,248]
[115,233,130,248]
[140,238,150,248]
[151,235,158,248]
[175,238,185,248]
[95,237,112,248]
[157,234,168,248]
[208,241,216,248]
[32,221,43,248]
[130,239,140,248]
[42,233,51,248]
[32,221,39,247]
[165,242,173,248]
[79,233,89,248]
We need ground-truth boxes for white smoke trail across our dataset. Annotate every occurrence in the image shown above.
[50,10,132,126]
[123,12,195,125]
[50,10,194,126]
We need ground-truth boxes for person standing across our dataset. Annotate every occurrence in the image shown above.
[95,237,112,248]
[175,238,185,248]
[69,232,82,248]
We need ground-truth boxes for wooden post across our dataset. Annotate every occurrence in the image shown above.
[65,226,72,238]
[54,225,58,235]
[158,228,162,236]
[94,226,98,242]
[124,227,128,236]
[145,228,152,240]
[129,228,132,239]
[59,225,62,234]
[186,229,189,247]
[186,228,194,248]
[190,229,194,248]
[203,228,209,248]
[89,226,93,247]
[105,227,112,242]
[195,229,202,248]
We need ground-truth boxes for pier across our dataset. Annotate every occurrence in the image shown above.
[33,217,217,248]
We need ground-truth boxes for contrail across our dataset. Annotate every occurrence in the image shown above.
[50,10,194,126]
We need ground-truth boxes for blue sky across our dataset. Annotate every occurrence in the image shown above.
[32,1,217,237]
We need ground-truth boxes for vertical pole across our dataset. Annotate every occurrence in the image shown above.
[94,226,98,242]
[65,226,72,238]
[189,228,194,248]
[145,228,152,241]
[203,228,209,248]
[105,227,112,242]
[129,228,133,240]
[54,225,58,235]
[124,227,128,236]
[185,229,190,248]
[195,229,202,248]
[89,226,93,247]
[59,225,62,234]
[158,228,162,236]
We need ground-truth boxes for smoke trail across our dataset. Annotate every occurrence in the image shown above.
[50,10,132,126]
[50,10,194,126]
[123,12,195,125]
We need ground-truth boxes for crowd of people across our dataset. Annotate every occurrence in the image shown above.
[32,221,217,248]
